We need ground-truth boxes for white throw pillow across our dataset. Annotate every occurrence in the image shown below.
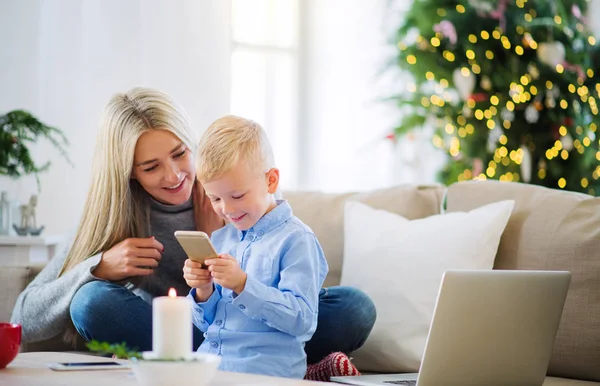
[341,199,515,373]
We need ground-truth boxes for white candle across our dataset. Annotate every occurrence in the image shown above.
[152,287,193,360]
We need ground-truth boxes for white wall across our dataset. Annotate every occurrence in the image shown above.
[302,0,444,192]
[591,0,600,36]
[0,0,231,235]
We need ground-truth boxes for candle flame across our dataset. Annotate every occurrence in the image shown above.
[168,288,177,297]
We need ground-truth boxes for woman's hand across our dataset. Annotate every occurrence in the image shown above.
[183,259,213,302]
[93,237,164,281]
[206,254,247,295]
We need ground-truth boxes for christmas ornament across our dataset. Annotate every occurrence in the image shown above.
[561,134,574,151]
[417,38,429,50]
[525,104,540,123]
[572,4,583,19]
[480,76,492,91]
[520,145,532,182]
[563,27,574,39]
[522,33,536,49]
[433,20,457,45]
[453,68,476,101]
[537,42,566,67]
[487,125,503,152]
[571,4,588,24]
[573,39,584,52]
[573,100,581,114]
[472,158,484,176]
[545,91,556,109]
[501,108,515,122]
[462,105,473,118]
[528,64,540,79]
[470,93,488,103]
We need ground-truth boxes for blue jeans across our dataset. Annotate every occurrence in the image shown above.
[70,281,376,364]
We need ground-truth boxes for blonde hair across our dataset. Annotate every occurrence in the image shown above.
[196,115,275,182]
[59,87,197,275]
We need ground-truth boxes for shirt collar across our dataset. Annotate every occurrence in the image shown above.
[238,200,292,241]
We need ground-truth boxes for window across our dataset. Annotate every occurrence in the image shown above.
[230,0,300,189]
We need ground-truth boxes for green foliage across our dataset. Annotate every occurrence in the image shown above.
[389,0,600,195]
[0,110,71,190]
[86,340,142,360]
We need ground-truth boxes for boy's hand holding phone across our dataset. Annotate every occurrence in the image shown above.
[206,254,247,295]
[174,231,246,297]
[183,259,214,302]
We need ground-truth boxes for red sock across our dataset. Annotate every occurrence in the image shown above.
[305,352,361,382]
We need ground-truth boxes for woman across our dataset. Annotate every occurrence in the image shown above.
[11,87,376,376]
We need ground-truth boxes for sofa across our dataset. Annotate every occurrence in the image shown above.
[2,180,599,385]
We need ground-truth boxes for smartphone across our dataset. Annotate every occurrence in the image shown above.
[48,361,130,371]
[174,230,219,268]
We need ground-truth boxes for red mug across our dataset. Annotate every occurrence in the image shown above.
[0,323,21,369]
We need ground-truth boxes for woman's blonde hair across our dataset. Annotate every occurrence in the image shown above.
[59,87,197,275]
[196,115,275,182]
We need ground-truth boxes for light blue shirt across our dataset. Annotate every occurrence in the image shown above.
[188,200,328,378]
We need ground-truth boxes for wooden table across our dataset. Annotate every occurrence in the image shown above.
[0,352,327,386]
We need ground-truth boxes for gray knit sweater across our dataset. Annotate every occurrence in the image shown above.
[10,197,197,343]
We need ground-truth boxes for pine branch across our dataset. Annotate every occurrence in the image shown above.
[86,340,142,360]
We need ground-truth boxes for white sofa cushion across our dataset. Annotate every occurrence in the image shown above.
[284,185,445,287]
[341,199,515,373]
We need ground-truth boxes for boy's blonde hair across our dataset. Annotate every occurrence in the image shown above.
[197,115,275,182]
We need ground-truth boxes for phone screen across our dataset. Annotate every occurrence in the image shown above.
[59,362,122,367]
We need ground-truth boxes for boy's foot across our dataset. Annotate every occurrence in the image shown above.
[304,351,361,382]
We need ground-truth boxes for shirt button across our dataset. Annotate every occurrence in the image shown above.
[238,304,246,310]
[211,341,218,348]
[203,332,207,338]
[257,230,264,237]
[215,320,223,326]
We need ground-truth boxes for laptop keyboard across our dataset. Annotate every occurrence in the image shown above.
[383,381,417,386]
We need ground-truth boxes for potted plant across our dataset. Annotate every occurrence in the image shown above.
[0,109,71,191]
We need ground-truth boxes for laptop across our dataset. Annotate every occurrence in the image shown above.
[331,269,571,386]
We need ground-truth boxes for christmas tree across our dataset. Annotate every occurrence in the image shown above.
[390,0,600,196]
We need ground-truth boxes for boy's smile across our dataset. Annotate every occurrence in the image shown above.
[230,213,247,223]
[203,162,279,231]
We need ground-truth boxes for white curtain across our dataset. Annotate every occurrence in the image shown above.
[301,0,445,192]
[0,0,231,235]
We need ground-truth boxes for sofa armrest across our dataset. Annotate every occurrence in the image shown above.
[0,264,45,323]
[0,263,91,352]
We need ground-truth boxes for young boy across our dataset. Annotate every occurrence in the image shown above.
[183,115,329,379]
